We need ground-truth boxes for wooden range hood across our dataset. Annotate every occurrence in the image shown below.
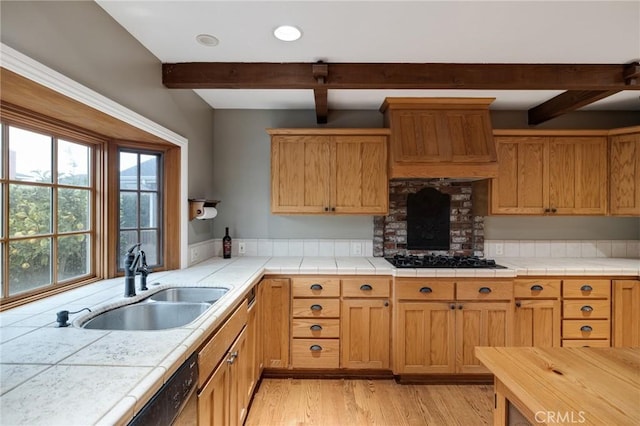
[380,97,499,179]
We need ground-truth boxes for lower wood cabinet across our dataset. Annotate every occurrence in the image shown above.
[613,279,640,347]
[261,278,290,368]
[198,301,250,426]
[341,298,390,369]
[513,279,561,347]
[393,279,513,375]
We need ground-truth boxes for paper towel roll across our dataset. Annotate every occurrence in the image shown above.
[196,206,218,219]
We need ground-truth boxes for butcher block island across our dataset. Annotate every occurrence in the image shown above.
[475,347,640,426]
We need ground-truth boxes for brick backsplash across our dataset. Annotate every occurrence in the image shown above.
[373,179,484,257]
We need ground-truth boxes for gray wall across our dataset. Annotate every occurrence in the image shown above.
[211,109,382,239]
[0,0,216,244]
[213,108,640,240]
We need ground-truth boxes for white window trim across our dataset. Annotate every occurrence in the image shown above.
[1,43,190,268]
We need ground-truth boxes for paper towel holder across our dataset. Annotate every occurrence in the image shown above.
[189,199,220,221]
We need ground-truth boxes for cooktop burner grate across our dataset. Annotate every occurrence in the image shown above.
[385,254,506,269]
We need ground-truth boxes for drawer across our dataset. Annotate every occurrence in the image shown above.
[562,279,610,299]
[394,279,455,300]
[292,277,340,297]
[563,300,610,319]
[514,279,561,299]
[456,280,513,301]
[291,338,339,369]
[342,278,390,298]
[292,298,340,318]
[562,319,610,339]
[562,339,610,348]
[292,318,340,338]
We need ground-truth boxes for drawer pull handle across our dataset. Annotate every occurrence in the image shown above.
[310,345,323,352]
[580,285,593,292]
[360,284,373,291]
[530,284,544,291]
[479,287,492,294]
[310,304,323,311]
[515,301,521,308]
[580,305,593,312]
[227,351,238,364]
[310,324,323,331]
[419,287,433,293]
[310,284,323,291]
[580,325,593,332]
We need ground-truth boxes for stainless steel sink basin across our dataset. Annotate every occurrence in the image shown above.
[148,287,228,304]
[81,301,210,331]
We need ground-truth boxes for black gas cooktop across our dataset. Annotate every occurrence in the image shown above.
[385,254,506,269]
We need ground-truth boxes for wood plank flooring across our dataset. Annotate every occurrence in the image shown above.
[245,379,493,426]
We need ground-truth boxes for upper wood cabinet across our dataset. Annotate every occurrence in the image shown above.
[609,128,640,216]
[488,131,608,215]
[380,98,498,178]
[268,129,389,215]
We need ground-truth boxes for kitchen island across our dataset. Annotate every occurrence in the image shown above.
[475,346,640,426]
[0,256,638,425]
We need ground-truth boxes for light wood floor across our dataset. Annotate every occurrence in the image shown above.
[245,379,493,426]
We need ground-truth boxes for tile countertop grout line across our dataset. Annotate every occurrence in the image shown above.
[0,256,638,426]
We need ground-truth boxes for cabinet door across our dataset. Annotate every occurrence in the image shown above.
[395,302,455,374]
[613,280,640,347]
[198,358,230,426]
[491,137,548,214]
[261,278,290,368]
[610,132,640,216]
[455,302,512,374]
[514,299,560,347]
[341,299,390,369]
[229,327,249,426]
[391,110,448,162]
[549,136,607,215]
[271,135,330,213]
[333,135,388,214]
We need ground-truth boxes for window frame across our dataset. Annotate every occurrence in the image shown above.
[0,103,181,310]
[0,105,106,307]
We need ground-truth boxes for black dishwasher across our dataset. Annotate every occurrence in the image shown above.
[129,352,198,426]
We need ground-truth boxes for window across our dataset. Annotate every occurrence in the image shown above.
[1,123,95,299]
[118,149,163,270]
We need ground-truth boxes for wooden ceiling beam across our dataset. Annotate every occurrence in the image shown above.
[528,90,621,125]
[312,62,329,124]
[162,62,638,90]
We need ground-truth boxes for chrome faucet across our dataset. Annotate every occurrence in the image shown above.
[124,243,152,297]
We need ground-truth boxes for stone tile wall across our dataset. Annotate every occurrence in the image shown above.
[373,179,484,257]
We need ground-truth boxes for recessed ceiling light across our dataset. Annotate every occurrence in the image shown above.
[274,25,302,42]
[196,34,219,47]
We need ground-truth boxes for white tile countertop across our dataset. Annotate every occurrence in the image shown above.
[0,256,638,425]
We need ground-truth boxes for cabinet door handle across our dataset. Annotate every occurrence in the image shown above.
[544,208,551,213]
[551,208,557,213]
[310,324,323,331]
[324,207,329,212]
[331,207,335,212]
[310,304,323,311]
[515,301,521,308]
[580,305,593,312]
[227,351,238,364]
[450,304,456,310]
[310,284,323,291]
[478,287,492,294]
[530,284,544,291]
[580,325,593,332]
[360,284,373,291]
[310,345,323,352]
[419,287,433,293]
[580,285,593,292]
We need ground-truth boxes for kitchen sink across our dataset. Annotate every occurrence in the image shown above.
[148,287,228,304]
[81,301,211,331]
